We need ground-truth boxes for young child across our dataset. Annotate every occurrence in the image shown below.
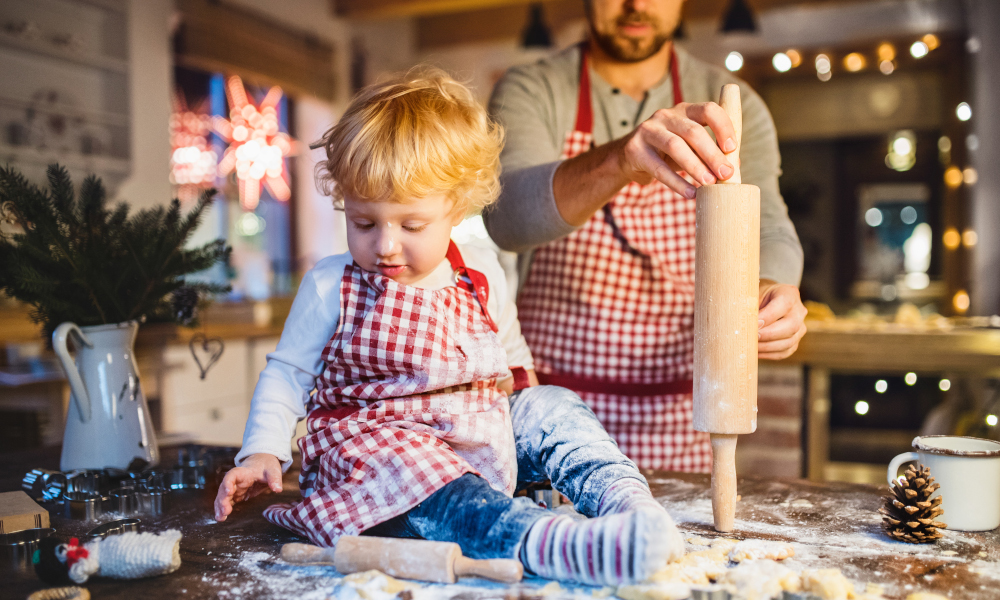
[213,70,685,586]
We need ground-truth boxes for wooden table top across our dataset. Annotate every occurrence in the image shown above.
[3,446,997,600]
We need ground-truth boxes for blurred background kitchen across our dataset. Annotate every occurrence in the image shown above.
[1,0,998,485]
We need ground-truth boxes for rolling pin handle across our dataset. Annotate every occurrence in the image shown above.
[711,434,739,532]
[718,83,742,184]
[452,556,524,583]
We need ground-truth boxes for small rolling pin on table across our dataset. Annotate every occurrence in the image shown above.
[693,84,760,533]
[281,536,523,584]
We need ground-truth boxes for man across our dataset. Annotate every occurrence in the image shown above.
[486,0,807,472]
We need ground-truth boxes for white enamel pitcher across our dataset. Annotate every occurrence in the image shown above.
[52,321,159,471]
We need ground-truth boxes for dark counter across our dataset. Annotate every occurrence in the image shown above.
[3,446,996,599]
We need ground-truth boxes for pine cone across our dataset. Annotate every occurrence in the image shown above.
[171,286,200,325]
[879,463,947,543]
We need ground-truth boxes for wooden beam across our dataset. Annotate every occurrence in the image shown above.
[334,0,565,20]
[413,0,869,50]
[176,0,336,101]
[417,0,583,50]
[339,0,869,20]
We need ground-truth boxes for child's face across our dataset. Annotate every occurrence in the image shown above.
[344,192,465,287]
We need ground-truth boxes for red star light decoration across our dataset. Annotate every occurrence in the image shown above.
[214,76,293,210]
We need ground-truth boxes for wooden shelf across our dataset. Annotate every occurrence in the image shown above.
[0,95,129,127]
[779,326,1000,375]
[0,142,131,175]
[75,0,126,12]
[0,31,128,74]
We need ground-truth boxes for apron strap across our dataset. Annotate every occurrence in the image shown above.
[445,240,498,333]
[537,371,692,396]
[670,47,683,105]
[511,367,531,391]
[574,43,594,134]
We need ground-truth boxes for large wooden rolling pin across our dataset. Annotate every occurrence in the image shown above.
[693,83,760,533]
[281,535,523,584]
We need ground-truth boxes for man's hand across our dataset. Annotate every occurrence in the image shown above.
[619,102,737,198]
[757,280,807,360]
[214,453,283,522]
[553,102,738,226]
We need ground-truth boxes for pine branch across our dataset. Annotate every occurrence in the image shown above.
[0,165,232,339]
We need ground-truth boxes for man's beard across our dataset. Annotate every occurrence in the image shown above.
[590,13,672,63]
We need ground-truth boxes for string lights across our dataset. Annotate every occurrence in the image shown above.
[742,34,942,80]
[169,94,218,203]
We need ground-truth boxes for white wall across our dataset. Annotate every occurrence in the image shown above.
[416,20,586,104]
[968,0,1000,315]
[114,0,174,211]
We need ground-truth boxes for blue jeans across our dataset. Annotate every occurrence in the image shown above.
[363,385,646,559]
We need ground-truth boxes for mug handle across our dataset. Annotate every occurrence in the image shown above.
[53,322,93,423]
[887,451,919,485]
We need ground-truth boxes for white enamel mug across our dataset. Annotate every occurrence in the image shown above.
[887,435,1000,531]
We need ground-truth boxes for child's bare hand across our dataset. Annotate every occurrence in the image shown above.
[214,453,283,522]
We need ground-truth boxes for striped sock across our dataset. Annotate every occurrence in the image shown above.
[597,478,664,516]
[518,509,672,586]
[597,479,686,565]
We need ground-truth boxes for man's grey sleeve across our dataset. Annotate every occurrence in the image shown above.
[485,68,577,253]
[740,88,804,287]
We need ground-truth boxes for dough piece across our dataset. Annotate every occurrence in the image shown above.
[616,582,691,600]
[801,568,856,600]
[905,594,949,600]
[332,570,421,600]
[709,538,739,555]
[729,540,796,563]
[537,582,564,596]
[719,560,801,600]
[648,548,730,585]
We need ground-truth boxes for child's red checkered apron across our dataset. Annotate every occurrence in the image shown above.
[264,242,516,547]
[517,47,711,472]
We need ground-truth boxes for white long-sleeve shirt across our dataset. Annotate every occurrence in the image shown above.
[235,243,535,470]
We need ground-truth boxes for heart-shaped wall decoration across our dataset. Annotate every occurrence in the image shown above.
[189,333,224,380]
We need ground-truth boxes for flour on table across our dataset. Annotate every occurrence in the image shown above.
[728,540,796,562]
[330,570,423,600]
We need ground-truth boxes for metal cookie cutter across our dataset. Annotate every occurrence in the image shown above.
[0,527,56,574]
[522,481,565,509]
[110,487,141,516]
[782,592,822,600]
[64,492,106,521]
[22,469,67,502]
[691,586,731,600]
[109,482,168,516]
[174,446,209,489]
[86,518,141,540]
[65,470,108,496]
[139,484,169,516]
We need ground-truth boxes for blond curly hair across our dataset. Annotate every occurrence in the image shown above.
[315,68,503,215]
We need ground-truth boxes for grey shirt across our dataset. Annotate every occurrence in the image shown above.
[485,44,803,287]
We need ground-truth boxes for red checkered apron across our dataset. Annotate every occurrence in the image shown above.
[264,242,517,547]
[517,47,711,472]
